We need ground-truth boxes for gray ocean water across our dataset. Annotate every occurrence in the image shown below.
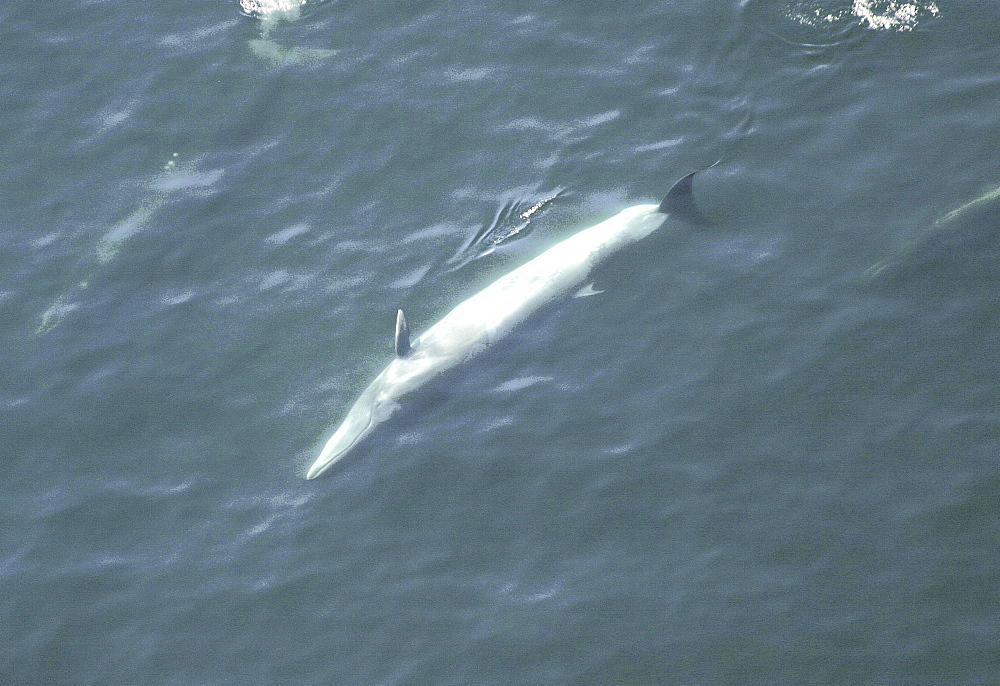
[3,0,999,683]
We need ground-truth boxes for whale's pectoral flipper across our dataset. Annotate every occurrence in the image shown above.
[395,309,412,357]
[658,170,708,226]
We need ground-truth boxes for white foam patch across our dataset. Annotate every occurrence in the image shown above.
[266,223,310,245]
[32,232,60,248]
[402,223,460,243]
[3,393,29,409]
[707,236,782,270]
[151,168,224,192]
[852,0,939,30]
[100,109,130,131]
[494,375,553,393]
[788,0,940,31]
[502,116,550,132]
[259,270,291,290]
[396,431,424,446]
[635,137,683,153]
[161,289,195,306]
[578,110,620,128]
[485,416,515,431]
[160,20,240,47]
[603,441,638,456]
[240,0,307,18]
[257,270,314,292]
[446,67,495,82]
[496,578,564,605]
[390,265,430,289]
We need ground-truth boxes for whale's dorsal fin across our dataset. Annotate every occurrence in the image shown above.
[658,170,708,226]
[395,309,412,357]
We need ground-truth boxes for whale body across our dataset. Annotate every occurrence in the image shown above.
[306,173,703,479]
[866,180,1000,282]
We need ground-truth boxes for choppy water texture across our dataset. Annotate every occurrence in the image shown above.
[3,0,999,683]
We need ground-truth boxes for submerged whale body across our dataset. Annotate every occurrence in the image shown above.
[306,173,705,479]
[867,181,1000,284]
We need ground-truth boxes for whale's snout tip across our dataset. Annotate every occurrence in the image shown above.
[305,453,337,480]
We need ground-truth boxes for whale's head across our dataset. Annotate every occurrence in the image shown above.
[307,394,402,479]
[307,335,473,479]
[306,367,406,479]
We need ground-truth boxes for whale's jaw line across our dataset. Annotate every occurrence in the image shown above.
[306,428,365,479]
[306,406,374,479]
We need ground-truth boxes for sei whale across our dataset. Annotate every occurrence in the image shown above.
[306,173,705,479]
